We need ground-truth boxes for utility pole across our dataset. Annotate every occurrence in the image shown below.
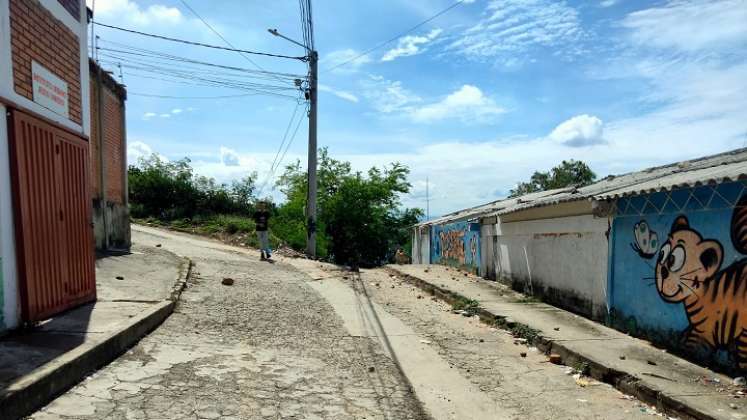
[268,28,318,257]
[307,51,318,257]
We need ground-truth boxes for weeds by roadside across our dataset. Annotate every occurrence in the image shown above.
[452,297,480,317]
[136,215,282,250]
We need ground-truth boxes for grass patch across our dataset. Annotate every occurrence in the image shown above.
[134,215,283,250]
[452,297,480,316]
[573,360,591,376]
[510,323,542,343]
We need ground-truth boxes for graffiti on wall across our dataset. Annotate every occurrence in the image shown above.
[440,230,465,261]
[431,222,480,272]
[612,181,747,371]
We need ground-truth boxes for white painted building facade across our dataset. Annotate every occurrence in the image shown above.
[0,0,90,332]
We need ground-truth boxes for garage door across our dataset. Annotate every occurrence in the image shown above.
[8,110,96,322]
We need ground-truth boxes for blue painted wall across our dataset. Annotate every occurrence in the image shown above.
[609,181,747,372]
[431,221,481,273]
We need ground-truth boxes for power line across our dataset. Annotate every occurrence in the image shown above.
[177,0,294,84]
[269,102,302,174]
[116,70,302,100]
[98,45,305,79]
[99,57,299,92]
[93,21,306,61]
[257,104,308,197]
[325,0,467,71]
[128,92,259,99]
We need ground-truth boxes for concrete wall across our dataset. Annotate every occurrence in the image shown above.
[492,213,610,320]
[431,221,481,274]
[92,201,131,250]
[609,181,747,373]
[480,218,497,279]
[0,103,20,332]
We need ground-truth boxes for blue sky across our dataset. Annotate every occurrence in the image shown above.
[88,0,747,217]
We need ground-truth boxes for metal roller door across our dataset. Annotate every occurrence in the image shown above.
[8,110,96,322]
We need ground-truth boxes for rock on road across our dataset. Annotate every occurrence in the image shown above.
[30,225,666,420]
[29,226,426,420]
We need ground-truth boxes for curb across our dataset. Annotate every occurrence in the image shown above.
[386,267,716,420]
[0,258,193,420]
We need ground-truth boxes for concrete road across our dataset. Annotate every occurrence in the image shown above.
[29,226,668,419]
[29,226,426,420]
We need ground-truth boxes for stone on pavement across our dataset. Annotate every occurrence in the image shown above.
[388,263,743,420]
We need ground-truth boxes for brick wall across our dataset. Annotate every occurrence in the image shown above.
[9,0,82,125]
[56,0,80,20]
[104,90,124,204]
[89,66,126,205]
[89,77,101,196]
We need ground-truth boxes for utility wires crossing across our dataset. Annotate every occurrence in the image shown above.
[93,22,305,61]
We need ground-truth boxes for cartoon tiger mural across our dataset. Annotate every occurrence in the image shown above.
[649,197,747,368]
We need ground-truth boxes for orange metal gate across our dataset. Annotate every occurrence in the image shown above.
[8,110,96,322]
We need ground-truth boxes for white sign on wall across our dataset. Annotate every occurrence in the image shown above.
[31,61,69,118]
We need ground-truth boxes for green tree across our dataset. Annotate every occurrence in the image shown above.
[275,148,422,266]
[509,160,596,198]
[128,154,257,219]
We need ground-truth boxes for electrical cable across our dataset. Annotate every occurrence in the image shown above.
[97,45,305,79]
[93,21,306,61]
[99,57,299,92]
[257,103,308,197]
[128,92,259,99]
[177,0,296,84]
[269,102,302,175]
[325,0,467,71]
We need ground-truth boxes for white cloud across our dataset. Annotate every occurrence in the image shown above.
[382,29,443,62]
[446,0,585,65]
[362,78,504,124]
[318,84,359,103]
[548,114,605,147]
[171,108,183,114]
[127,141,155,164]
[410,85,505,123]
[600,0,618,7]
[322,49,372,73]
[621,0,747,52]
[142,112,157,120]
[87,0,184,26]
[220,147,241,167]
[361,75,422,114]
[159,113,171,119]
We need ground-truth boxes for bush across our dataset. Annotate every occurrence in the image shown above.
[129,155,257,221]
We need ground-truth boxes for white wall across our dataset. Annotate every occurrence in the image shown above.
[0,103,19,330]
[411,226,430,265]
[492,214,610,319]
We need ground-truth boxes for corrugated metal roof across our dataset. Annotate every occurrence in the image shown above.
[418,147,747,226]
[415,187,571,227]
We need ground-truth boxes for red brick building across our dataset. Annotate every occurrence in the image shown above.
[0,0,128,332]
[90,59,130,251]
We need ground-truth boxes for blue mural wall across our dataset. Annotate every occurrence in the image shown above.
[610,181,747,372]
[431,221,481,273]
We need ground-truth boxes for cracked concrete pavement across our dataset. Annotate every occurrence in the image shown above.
[29,225,677,419]
[28,226,426,420]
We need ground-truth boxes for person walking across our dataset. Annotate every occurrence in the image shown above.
[253,201,272,261]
